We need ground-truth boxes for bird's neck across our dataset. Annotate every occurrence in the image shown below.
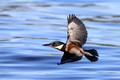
[55,44,66,51]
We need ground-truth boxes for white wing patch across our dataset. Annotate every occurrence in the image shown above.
[68,22,78,29]
[68,22,78,37]
[68,22,80,43]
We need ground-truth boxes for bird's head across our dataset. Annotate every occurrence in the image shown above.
[43,41,64,50]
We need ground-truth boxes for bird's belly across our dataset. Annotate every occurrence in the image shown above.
[69,48,83,57]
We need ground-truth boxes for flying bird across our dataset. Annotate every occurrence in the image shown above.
[43,14,99,64]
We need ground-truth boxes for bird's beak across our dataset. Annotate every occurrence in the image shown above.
[43,43,51,46]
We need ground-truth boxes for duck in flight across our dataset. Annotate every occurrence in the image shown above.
[43,14,99,64]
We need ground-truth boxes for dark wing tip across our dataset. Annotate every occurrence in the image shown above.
[67,14,77,24]
[67,14,85,27]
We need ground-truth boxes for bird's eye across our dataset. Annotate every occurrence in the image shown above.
[52,43,55,45]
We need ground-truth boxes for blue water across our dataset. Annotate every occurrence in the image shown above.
[0,0,120,80]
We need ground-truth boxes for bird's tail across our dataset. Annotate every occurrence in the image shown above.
[84,49,99,62]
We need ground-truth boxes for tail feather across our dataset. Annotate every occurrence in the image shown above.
[84,55,98,62]
[84,49,99,62]
[84,49,99,56]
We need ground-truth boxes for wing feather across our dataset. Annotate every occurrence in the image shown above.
[67,14,87,46]
[58,52,82,64]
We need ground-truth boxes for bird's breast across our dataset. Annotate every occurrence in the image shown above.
[65,42,80,53]
[65,42,83,56]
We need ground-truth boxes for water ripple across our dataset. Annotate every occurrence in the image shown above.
[0,0,120,80]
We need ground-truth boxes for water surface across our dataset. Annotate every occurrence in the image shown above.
[0,0,120,80]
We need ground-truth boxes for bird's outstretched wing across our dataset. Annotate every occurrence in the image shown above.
[67,14,87,46]
[58,52,82,65]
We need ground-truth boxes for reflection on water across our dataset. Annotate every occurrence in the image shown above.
[0,0,120,80]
